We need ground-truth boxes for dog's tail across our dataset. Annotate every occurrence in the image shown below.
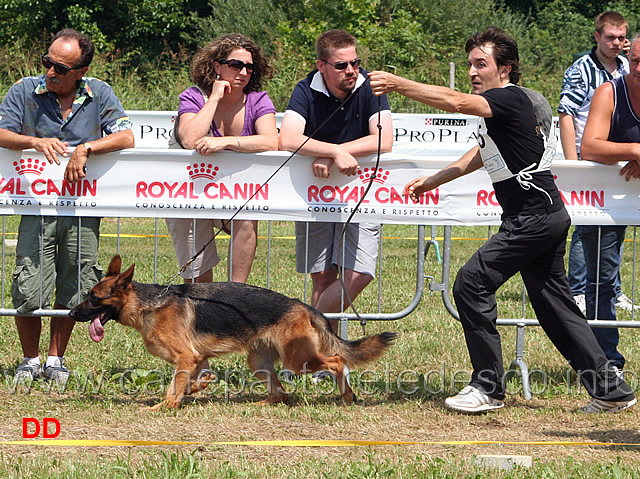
[311,312,397,367]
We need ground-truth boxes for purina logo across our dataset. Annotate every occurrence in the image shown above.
[425,118,468,127]
[187,162,219,180]
[358,167,390,185]
[13,158,46,176]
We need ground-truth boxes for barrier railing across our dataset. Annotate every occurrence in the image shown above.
[0,216,435,341]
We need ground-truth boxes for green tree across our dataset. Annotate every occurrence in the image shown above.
[0,0,210,63]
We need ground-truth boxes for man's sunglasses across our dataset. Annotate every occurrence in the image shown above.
[219,59,255,73]
[325,58,361,70]
[41,54,86,76]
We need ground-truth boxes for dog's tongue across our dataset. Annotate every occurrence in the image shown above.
[89,316,105,343]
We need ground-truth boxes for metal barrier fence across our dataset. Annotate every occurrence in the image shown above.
[2,213,637,400]
[428,224,639,399]
[0,217,435,341]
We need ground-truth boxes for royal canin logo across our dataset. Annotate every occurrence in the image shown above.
[0,157,95,197]
[187,162,219,180]
[308,167,438,206]
[14,158,46,176]
[358,167,390,185]
[136,162,267,200]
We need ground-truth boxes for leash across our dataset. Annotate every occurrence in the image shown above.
[161,76,372,296]
[336,95,383,336]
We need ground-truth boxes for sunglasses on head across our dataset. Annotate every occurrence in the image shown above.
[325,58,361,70]
[41,54,85,76]
[219,59,255,73]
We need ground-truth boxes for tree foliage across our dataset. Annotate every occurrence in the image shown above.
[0,0,639,111]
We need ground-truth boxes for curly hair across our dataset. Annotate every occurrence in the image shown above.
[190,33,272,94]
[465,27,521,85]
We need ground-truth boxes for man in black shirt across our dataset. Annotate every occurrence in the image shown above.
[369,27,635,414]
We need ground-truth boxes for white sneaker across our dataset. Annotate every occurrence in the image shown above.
[573,294,586,314]
[43,357,70,385]
[616,294,640,312]
[14,358,41,383]
[579,397,637,413]
[444,385,504,413]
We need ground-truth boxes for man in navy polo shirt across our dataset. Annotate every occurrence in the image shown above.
[279,29,393,335]
[0,29,134,385]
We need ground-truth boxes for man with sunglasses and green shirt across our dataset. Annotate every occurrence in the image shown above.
[0,29,134,386]
[279,29,393,348]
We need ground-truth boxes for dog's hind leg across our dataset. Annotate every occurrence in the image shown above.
[184,361,216,395]
[247,344,288,404]
[321,355,357,404]
[282,343,357,404]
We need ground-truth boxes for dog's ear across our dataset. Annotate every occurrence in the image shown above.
[115,263,135,289]
[107,255,122,277]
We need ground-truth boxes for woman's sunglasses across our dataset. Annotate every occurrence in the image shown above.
[325,58,361,70]
[41,54,86,76]
[219,59,255,73]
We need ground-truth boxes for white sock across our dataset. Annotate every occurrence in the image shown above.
[45,356,63,368]
[24,357,40,366]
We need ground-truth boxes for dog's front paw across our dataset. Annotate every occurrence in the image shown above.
[341,392,358,404]
[164,398,183,409]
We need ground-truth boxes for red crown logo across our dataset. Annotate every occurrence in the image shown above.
[357,167,390,185]
[171,115,177,123]
[187,162,219,180]
[14,158,46,176]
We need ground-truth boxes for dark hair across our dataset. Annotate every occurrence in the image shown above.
[50,29,94,67]
[465,27,521,84]
[190,33,272,94]
[316,29,357,61]
[595,11,628,34]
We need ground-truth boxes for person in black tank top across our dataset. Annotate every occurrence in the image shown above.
[580,35,640,379]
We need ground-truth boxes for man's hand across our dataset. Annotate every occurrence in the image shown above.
[64,146,88,183]
[620,160,640,181]
[368,71,398,96]
[332,145,359,176]
[403,176,437,203]
[311,157,334,178]
[32,137,69,165]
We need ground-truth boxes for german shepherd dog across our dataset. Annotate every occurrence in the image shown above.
[69,255,396,410]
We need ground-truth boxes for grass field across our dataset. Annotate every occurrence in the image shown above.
[0,218,639,478]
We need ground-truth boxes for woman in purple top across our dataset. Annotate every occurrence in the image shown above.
[166,33,277,284]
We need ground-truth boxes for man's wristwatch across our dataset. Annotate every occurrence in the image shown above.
[83,142,92,156]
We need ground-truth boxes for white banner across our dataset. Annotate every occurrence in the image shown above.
[1,148,637,225]
[130,111,564,160]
